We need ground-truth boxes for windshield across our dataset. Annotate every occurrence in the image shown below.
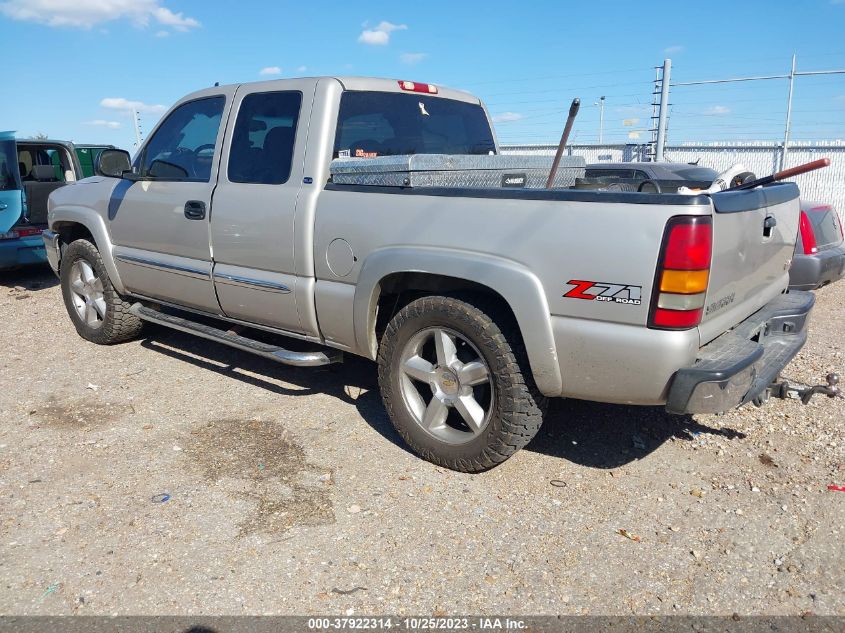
[671,166,719,181]
[0,139,21,191]
[334,91,496,158]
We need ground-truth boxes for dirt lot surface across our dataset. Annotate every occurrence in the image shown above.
[0,266,842,616]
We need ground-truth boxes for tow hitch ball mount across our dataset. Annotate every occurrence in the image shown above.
[754,373,841,406]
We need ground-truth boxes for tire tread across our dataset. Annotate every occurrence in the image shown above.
[61,239,143,344]
[377,294,545,472]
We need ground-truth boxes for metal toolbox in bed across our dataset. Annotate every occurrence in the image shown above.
[329,154,586,189]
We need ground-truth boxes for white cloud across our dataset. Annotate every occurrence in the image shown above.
[0,0,200,32]
[492,112,524,123]
[85,120,122,129]
[664,45,684,54]
[358,20,406,45]
[400,52,427,65]
[705,105,731,115]
[154,29,169,37]
[100,97,167,113]
[151,5,198,31]
[259,66,281,76]
[296,65,307,73]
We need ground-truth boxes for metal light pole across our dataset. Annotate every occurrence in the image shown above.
[782,54,796,170]
[596,96,605,144]
[655,59,671,162]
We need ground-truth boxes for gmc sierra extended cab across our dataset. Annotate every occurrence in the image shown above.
[42,76,815,472]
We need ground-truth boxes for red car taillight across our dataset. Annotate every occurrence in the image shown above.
[15,227,43,238]
[798,210,818,254]
[648,216,713,330]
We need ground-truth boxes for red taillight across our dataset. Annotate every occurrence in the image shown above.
[398,80,438,94]
[652,308,704,329]
[16,227,43,238]
[798,210,818,254]
[649,216,713,331]
[662,222,712,270]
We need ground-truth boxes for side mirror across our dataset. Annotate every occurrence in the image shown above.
[95,149,132,178]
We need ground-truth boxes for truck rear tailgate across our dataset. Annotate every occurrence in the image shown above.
[699,183,800,345]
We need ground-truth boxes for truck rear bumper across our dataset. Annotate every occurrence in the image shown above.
[666,290,815,414]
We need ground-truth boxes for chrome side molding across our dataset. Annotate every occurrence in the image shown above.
[214,272,291,294]
[115,253,210,280]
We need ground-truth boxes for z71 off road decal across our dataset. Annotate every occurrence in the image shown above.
[563,280,642,305]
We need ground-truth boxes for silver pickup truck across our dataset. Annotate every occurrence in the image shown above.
[42,76,815,472]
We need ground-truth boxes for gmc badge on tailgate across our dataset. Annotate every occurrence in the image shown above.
[501,173,526,188]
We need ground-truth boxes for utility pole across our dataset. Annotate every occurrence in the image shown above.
[597,96,605,144]
[782,53,796,170]
[132,109,142,148]
[655,59,671,162]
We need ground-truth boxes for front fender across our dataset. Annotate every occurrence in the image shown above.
[354,246,562,396]
[49,204,125,294]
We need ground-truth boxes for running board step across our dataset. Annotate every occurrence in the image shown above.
[129,303,342,367]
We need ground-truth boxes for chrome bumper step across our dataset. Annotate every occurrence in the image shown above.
[129,303,342,367]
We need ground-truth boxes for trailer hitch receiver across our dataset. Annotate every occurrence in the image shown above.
[756,372,841,406]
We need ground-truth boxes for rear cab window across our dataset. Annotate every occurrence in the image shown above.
[334,91,496,158]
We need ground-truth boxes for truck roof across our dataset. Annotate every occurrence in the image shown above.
[178,76,482,108]
[16,138,76,147]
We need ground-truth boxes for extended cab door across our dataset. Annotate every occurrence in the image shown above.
[109,88,234,312]
[209,82,314,334]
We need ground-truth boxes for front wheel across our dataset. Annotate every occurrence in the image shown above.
[60,239,143,344]
[377,295,545,472]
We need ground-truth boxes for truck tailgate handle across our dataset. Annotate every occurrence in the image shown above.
[184,200,206,220]
[763,215,777,237]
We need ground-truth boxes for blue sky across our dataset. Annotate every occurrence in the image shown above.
[1,0,844,149]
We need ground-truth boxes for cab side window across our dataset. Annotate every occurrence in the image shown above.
[228,91,302,185]
[139,96,225,182]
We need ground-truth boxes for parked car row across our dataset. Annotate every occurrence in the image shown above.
[0,131,114,270]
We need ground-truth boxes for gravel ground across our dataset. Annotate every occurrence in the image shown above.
[0,266,842,616]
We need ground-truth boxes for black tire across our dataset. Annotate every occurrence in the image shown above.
[60,239,143,344]
[377,295,546,472]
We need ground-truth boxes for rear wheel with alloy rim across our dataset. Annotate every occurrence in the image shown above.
[378,295,546,472]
